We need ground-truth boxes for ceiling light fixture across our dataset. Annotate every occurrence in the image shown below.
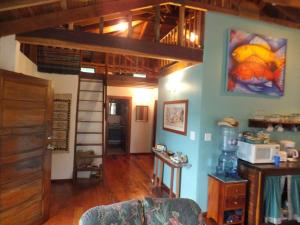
[116,22,128,32]
[133,73,147,78]
[190,32,198,43]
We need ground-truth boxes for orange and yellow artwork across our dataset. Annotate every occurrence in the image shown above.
[226,29,287,96]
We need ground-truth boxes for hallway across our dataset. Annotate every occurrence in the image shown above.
[45,154,164,225]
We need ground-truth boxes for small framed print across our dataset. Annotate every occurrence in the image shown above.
[163,100,188,135]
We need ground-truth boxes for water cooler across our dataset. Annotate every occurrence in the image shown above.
[216,125,239,177]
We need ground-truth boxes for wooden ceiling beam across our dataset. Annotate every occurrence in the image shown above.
[16,28,203,63]
[275,6,300,22]
[263,0,300,8]
[0,0,169,36]
[107,75,158,88]
[0,0,62,12]
[173,0,300,29]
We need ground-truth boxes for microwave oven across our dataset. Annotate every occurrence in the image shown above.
[237,141,280,164]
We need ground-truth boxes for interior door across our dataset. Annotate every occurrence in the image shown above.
[0,69,53,225]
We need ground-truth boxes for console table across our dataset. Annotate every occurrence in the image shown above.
[238,159,300,225]
[152,148,189,198]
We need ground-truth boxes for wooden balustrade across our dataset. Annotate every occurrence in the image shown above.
[160,8,205,68]
[81,53,159,77]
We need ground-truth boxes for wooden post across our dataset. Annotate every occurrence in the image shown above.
[178,5,185,46]
[99,17,104,34]
[154,5,160,42]
[170,167,174,198]
[128,13,133,38]
[159,160,164,187]
[175,168,181,198]
[68,22,74,30]
[196,11,201,47]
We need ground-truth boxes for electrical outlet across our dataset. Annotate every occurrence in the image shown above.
[190,131,196,141]
[204,133,212,142]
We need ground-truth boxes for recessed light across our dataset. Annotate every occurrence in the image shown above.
[80,67,95,73]
[133,73,146,78]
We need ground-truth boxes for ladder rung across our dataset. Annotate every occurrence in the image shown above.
[78,110,102,112]
[78,120,102,123]
[79,100,103,102]
[76,143,103,146]
[77,132,102,134]
[80,90,103,93]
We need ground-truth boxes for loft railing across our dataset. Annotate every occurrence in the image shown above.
[81,53,158,78]
[160,9,205,68]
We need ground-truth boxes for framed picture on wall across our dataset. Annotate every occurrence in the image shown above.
[226,29,287,97]
[136,105,148,122]
[163,100,188,135]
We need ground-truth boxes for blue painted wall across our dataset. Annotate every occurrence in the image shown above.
[156,65,204,201]
[157,11,300,211]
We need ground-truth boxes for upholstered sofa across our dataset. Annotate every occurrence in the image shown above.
[79,197,204,225]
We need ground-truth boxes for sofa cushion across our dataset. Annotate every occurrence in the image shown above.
[79,200,143,225]
[143,197,203,225]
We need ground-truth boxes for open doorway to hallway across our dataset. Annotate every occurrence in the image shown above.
[106,96,132,155]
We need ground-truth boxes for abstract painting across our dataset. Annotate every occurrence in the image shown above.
[163,100,188,135]
[226,29,287,96]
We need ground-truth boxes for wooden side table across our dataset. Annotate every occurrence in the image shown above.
[152,149,189,198]
[207,174,247,225]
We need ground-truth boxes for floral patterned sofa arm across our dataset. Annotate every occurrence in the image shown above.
[79,198,203,225]
[79,200,144,225]
[143,197,204,225]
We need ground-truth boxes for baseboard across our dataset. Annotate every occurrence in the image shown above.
[51,179,73,183]
[130,152,153,156]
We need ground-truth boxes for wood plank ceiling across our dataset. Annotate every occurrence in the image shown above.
[1,0,300,85]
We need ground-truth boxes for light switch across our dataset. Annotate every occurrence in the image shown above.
[204,133,212,142]
[190,131,196,141]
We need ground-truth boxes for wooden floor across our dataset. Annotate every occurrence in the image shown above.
[44,154,165,225]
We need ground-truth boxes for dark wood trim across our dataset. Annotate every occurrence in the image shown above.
[0,0,61,12]
[51,179,73,184]
[152,100,158,147]
[72,75,80,183]
[16,29,203,63]
[163,100,188,136]
[79,72,106,80]
[2,0,300,37]
[0,0,169,36]
[159,62,196,77]
[263,0,300,8]
[130,152,153,156]
[106,96,132,155]
[107,75,158,88]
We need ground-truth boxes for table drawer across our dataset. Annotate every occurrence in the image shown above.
[225,195,245,209]
[225,183,246,196]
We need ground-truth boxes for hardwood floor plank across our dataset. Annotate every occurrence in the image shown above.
[44,154,167,225]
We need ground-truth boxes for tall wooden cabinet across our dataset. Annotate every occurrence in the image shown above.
[207,174,247,225]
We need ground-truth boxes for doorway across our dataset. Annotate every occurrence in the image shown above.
[106,96,132,155]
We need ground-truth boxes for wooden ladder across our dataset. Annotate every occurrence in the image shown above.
[73,75,105,182]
